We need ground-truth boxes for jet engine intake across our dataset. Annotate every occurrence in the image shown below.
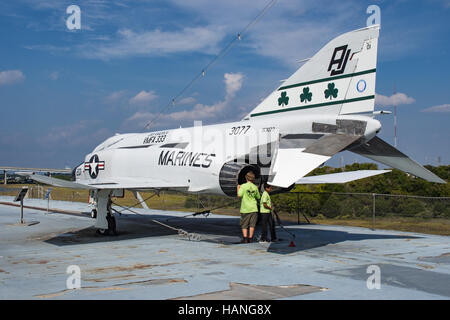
[219,162,261,197]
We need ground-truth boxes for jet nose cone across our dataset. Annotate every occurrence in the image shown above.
[71,162,84,181]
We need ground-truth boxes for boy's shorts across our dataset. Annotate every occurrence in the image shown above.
[240,212,258,229]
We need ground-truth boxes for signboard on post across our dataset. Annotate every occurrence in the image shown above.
[45,188,52,214]
[14,187,28,202]
[14,187,28,224]
[44,188,52,200]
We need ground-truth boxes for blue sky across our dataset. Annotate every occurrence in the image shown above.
[0,0,449,168]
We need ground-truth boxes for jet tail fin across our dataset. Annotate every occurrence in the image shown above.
[348,136,446,183]
[247,25,379,119]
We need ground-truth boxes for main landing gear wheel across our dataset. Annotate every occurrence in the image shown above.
[96,215,118,236]
[97,228,108,235]
[107,215,118,236]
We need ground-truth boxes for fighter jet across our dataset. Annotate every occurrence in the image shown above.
[23,25,445,234]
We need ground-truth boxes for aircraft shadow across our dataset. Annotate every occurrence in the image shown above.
[44,213,240,246]
[44,213,421,254]
[265,226,421,254]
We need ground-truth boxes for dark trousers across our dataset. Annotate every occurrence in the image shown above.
[260,213,276,241]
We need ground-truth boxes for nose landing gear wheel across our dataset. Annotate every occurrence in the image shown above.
[91,209,97,219]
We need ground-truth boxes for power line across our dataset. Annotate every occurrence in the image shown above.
[143,0,279,131]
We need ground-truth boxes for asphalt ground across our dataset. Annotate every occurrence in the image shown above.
[0,196,449,300]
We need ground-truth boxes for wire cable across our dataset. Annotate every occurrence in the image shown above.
[143,0,279,131]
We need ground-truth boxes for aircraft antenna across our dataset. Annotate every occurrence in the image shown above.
[143,0,279,131]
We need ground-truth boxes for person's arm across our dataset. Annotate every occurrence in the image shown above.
[255,187,260,200]
[263,202,273,211]
[237,185,242,198]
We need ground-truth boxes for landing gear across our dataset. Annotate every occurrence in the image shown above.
[106,214,118,236]
[95,213,117,236]
[97,228,107,235]
[92,189,118,236]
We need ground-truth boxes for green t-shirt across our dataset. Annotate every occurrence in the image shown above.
[260,190,271,213]
[238,182,260,213]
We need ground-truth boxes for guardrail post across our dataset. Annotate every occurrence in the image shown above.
[20,198,24,224]
[372,193,376,231]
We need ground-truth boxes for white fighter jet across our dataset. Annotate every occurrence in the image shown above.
[23,25,445,234]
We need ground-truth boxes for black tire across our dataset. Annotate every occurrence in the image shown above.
[91,209,97,219]
[97,228,108,235]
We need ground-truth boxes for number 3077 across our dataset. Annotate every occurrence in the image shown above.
[229,125,251,135]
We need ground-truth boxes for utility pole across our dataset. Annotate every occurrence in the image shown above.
[393,84,398,148]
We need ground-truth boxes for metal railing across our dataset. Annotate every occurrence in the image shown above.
[1,185,449,234]
[273,191,450,230]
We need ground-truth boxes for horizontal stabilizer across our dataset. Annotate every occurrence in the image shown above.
[269,134,362,188]
[296,170,390,184]
[349,137,446,183]
[268,149,330,188]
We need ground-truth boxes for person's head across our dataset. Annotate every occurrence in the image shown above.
[245,171,255,183]
[264,183,272,192]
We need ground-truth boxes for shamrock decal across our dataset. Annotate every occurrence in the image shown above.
[300,87,312,103]
[324,82,338,100]
[278,91,289,106]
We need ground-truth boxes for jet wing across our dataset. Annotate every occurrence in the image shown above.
[19,173,188,190]
[17,173,89,189]
[348,136,446,184]
[296,170,390,184]
[268,134,361,188]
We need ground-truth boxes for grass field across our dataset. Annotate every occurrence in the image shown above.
[1,184,449,236]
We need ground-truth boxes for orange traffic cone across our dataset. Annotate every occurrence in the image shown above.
[288,240,296,247]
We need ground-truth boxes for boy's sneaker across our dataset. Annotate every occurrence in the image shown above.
[259,240,268,244]
[240,237,247,243]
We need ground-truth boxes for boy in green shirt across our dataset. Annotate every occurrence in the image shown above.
[237,171,260,243]
[260,183,278,243]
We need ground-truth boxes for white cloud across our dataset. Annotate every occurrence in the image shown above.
[123,72,244,130]
[0,70,25,85]
[375,92,415,107]
[224,72,244,99]
[129,90,158,105]
[178,97,197,105]
[105,90,127,103]
[81,27,225,59]
[422,104,450,113]
[166,0,358,66]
